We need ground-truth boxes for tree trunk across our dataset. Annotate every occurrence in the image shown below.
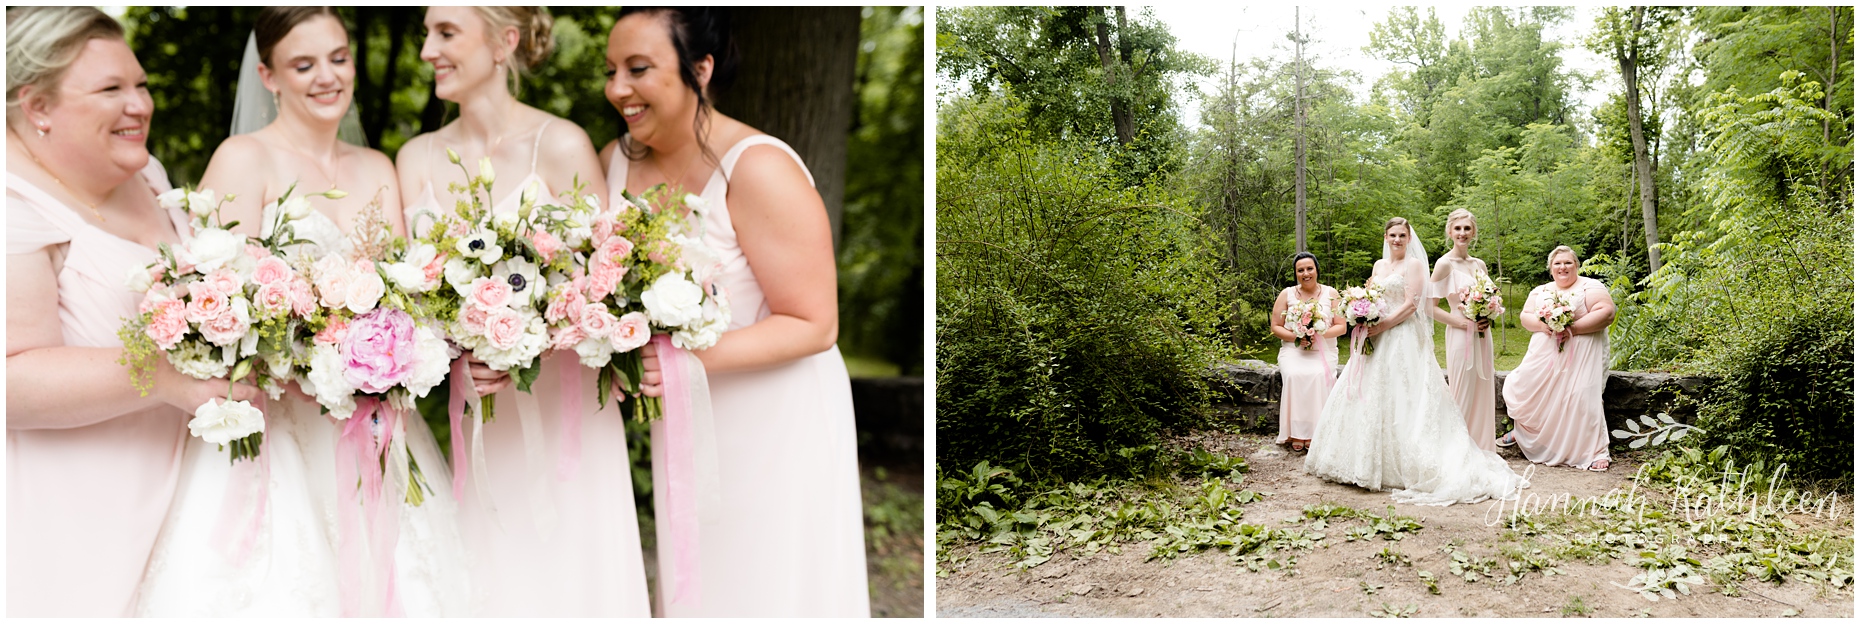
[1092,9,1136,146]
[1293,7,1308,253]
[1619,6,1662,273]
[712,7,861,253]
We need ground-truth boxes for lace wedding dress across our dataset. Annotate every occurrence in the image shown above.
[134,207,469,616]
[1303,229,1527,506]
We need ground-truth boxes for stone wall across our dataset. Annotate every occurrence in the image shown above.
[1211,360,1710,445]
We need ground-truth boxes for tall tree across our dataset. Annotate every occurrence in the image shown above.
[1292,7,1308,252]
[1592,7,1668,273]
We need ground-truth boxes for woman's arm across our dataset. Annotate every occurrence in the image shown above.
[1425,257,1469,327]
[1321,287,1348,338]
[1267,289,1294,342]
[1518,287,1549,333]
[395,133,434,211]
[196,135,273,239]
[692,144,839,374]
[1572,285,1616,335]
[537,120,607,209]
[6,248,256,429]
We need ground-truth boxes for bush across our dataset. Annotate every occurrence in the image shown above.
[1693,306,1854,489]
[936,94,1231,482]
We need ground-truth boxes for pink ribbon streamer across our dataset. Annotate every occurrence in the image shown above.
[654,333,703,608]
[336,397,403,617]
[556,355,585,481]
[448,358,474,501]
[1347,325,1369,400]
[212,396,270,566]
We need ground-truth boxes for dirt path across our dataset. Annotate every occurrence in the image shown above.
[936,432,1853,618]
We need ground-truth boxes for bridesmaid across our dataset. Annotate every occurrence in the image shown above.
[4,7,257,616]
[1269,252,1344,452]
[1500,246,1615,471]
[603,7,870,616]
[1426,209,1498,451]
[396,6,650,617]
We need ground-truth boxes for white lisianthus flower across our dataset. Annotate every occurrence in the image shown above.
[683,193,707,211]
[169,340,232,380]
[671,233,721,283]
[477,156,495,186]
[156,188,187,213]
[189,398,265,445]
[384,243,440,292]
[281,195,314,221]
[185,189,217,216]
[641,272,705,327]
[457,229,503,265]
[573,336,615,368]
[491,256,543,308]
[492,209,520,232]
[239,324,261,357]
[180,228,246,273]
[444,256,481,297]
[405,325,452,398]
[125,263,155,293]
[306,343,359,419]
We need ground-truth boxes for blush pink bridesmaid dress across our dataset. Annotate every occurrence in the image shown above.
[1501,277,1611,469]
[1277,286,1338,444]
[1430,265,1498,452]
[6,160,190,617]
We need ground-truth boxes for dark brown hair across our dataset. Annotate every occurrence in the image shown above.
[615,7,739,171]
[255,6,341,67]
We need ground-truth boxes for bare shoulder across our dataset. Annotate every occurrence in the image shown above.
[396,132,436,169]
[597,137,620,166]
[206,134,273,170]
[535,114,598,166]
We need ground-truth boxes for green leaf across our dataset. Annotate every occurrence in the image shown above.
[513,361,542,393]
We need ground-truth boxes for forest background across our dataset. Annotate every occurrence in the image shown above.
[936,6,1852,494]
[119,6,925,616]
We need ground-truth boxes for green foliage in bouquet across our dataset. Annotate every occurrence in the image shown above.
[936,94,1233,482]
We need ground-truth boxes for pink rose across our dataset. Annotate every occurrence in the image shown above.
[578,303,618,338]
[586,260,627,299]
[544,287,586,324]
[254,281,293,318]
[484,308,526,350]
[469,277,513,310]
[459,304,490,336]
[315,317,351,346]
[530,230,564,263]
[645,240,677,266]
[145,299,189,350]
[289,278,318,317]
[597,236,635,265]
[204,268,244,296]
[342,308,418,394]
[591,215,615,246]
[312,254,353,309]
[423,252,448,282]
[252,256,293,286]
[610,311,651,353]
[197,305,250,346]
[139,287,173,315]
[244,244,272,259]
[551,324,587,351]
[185,282,232,323]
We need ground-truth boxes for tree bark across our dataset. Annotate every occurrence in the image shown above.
[1619,6,1661,273]
[1293,7,1308,253]
[1092,8,1135,146]
[712,7,861,253]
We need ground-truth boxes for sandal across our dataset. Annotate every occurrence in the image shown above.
[1585,458,1610,472]
[1291,440,1307,453]
[1495,431,1517,448]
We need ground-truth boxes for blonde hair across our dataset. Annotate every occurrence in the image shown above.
[474,7,555,96]
[1444,208,1477,242]
[6,7,124,121]
[1546,245,1580,268]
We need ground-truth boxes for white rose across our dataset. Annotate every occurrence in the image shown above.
[405,325,452,398]
[188,398,265,445]
[444,256,481,297]
[640,272,705,327]
[306,343,358,418]
[180,228,246,273]
[573,336,615,368]
[345,268,386,314]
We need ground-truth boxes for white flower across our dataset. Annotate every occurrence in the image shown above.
[345,268,385,314]
[491,256,543,308]
[673,312,729,351]
[492,210,520,232]
[305,343,358,419]
[444,256,481,298]
[573,336,615,368]
[125,264,155,293]
[280,195,314,221]
[457,229,503,265]
[405,325,452,398]
[672,233,721,283]
[156,188,187,213]
[476,311,547,371]
[239,324,261,357]
[641,271,705,327]
[169,341,232,380]
[520,179,541,208]
[188,398,265,445]
[185,189,217,216]
[179,228,246,273]
[477,157,495,185]
[683,193,707,212]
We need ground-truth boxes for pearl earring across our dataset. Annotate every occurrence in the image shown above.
[36,124,48,137]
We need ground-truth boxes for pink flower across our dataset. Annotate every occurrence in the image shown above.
[197,304,250,346]
[139,287,173,315]
[312,254,353,309]
[545,287,586,324]
[578,303,618,338]
[185,282,232,323]
[586,260,627,299]
[551,324,587,351]
[484,308,526,350]
[145,299,188,350]
[289,278,318,317]
[315,317,351,346]
[422,252,448,282]
[591,215,615,246]
[597,236,635,265]
[252,256,293,286]
[469,277,514,310]
[645,240,677,266]
[459,304,490,336]
[254,281,294,318]
[244,244,272,259]
[610,311,651,353]
[204,268,244,296]
[529,230,564,263]
[342,308,418,394]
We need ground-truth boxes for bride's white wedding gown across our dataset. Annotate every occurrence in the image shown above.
[1303,266,1527,506]
[134,208,469,616]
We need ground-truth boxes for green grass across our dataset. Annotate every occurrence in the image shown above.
[844,352,904,378]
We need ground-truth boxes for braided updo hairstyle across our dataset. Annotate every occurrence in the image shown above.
[614,7,740,169]
[474,6,555,96]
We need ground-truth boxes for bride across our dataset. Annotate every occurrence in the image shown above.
[1303,217,1527,506]
[134,8,466,616]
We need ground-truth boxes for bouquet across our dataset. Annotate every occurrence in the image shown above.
[548,182,730,421]
[1538,290,1578,352]
[1338,284,1387,355]
[1283,297,1328,350]
[416,151,570,421]
[120,185,338,463]
[1459,273,1506,338]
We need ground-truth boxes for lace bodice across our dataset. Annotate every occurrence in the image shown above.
[265,202,352,259]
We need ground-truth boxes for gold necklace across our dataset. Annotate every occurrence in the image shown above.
[17,137,107,223]
[269,132,341,192]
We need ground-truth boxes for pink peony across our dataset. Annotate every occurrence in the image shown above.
[469,277,514,310]
[145,299,189,350]
[252,256,293,286]
[484,308,526,350]
[185,282,232,323]
[597,236,635,265]
[254,281,294,317]
[578,303,618,338]
[197,305,250,346]
[342,308,419,394]
[609,311,651,353]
